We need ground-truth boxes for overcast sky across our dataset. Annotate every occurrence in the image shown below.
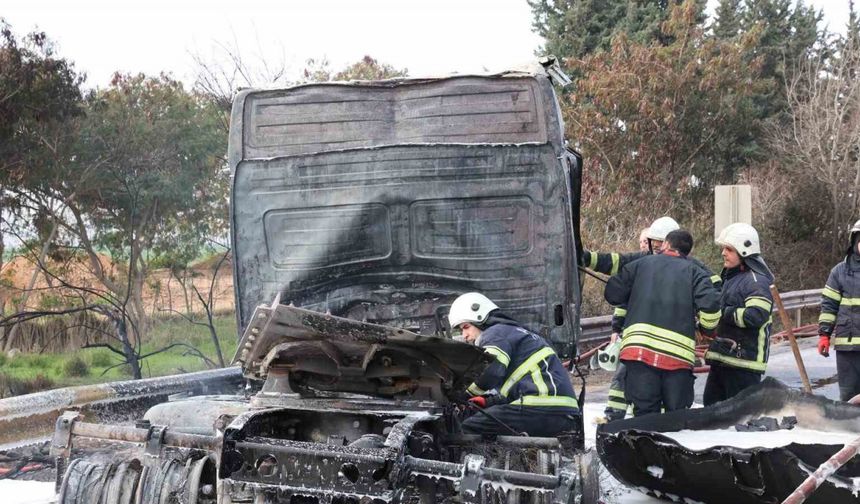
[2,0,853,89]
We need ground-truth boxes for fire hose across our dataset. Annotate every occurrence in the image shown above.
[781,435,860,504]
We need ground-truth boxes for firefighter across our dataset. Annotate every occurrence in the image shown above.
[448,292,580,436]
[600,228,649,423]
[604,230,722,416]
[703,223,775,406]
[582,217,722,285]
[817,219,860,402]
[595,221,721,422]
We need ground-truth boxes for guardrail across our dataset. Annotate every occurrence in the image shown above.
[0,367,243,448]
[580,288,823,345]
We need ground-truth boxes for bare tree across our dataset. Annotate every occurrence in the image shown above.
[770,34,860,255]
[159,246,231,368]
[191,35,289,132]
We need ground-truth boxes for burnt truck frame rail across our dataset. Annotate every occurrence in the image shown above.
[0,367,243,448]
[52,410,582,504]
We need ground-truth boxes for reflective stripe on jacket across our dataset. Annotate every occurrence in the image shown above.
[819,256,860,351]
[466,324,579,411]
[705,264,774,372]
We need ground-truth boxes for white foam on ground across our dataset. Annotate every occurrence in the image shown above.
[659,426,859,451]
[0,480,55,504]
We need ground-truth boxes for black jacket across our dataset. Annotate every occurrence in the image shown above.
[604,253,722,368]
[583,249,723,333]
[819,254,860,351]
[466,321,578,412]
[705,260,774,372]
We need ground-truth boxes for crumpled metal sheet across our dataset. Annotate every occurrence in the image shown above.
[235,303,491,399]
[597,378,860,504]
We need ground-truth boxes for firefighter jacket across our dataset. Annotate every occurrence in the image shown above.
[819,254,860,351]
[704,262,774,372]
[466,323,579,412]
[584,249,723,285]
[585,249,723,333]
[604,252,722,370]
[582,249,648,276]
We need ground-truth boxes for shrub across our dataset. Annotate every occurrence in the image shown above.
[63,356,90,377]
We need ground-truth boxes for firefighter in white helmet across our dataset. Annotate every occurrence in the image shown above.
[581,217,680,276]
[817,219,860,402]
[447,292,579,436]
[599,227,650,423]
[703,223,775,405]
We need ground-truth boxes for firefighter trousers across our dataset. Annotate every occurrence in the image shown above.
[623,361,694,417]
[702,363,761,406]
[604,363,628,421]
[462,404,579,437]
[836,350,860,402]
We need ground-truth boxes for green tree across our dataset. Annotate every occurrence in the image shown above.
[0,22,82,175]
[568,1,767,239]
[0,21,83,318]
[713,0,743,39]
[528,0,703,63]
[740,0,824,120]
[46,74,227,344]
[528,0,628,59]
[301,55,407,82]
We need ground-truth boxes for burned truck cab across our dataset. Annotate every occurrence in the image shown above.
[53,65,592,504]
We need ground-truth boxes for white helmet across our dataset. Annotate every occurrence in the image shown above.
[596,341,621,371]
[850,219,860,243]
[716,222,760,257]
[646,217,680,241]
[448,292,499,329]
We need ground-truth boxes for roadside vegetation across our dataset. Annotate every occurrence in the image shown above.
[0,314,237,397]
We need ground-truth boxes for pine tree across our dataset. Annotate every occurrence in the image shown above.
[713,0,742,39]
[529,0,708,64]
[740,0,824,120]
[528,0,628,60]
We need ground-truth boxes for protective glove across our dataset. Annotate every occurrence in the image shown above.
[468,396,487,408]
[818,335,831,357]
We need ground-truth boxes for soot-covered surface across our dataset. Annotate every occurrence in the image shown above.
[598,378,860,503]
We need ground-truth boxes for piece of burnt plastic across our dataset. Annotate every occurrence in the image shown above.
[598,378,860,504]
